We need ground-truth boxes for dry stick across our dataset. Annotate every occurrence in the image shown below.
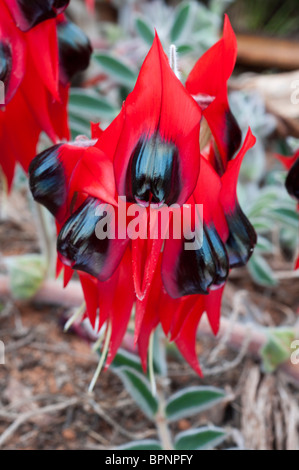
[0,397,79,448]
[0,276,299,383]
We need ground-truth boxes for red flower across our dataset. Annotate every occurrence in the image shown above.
[29,28,256,376]
[186,15,242,171]
[0,1,91,188]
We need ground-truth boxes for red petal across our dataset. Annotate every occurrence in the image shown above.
[220,128,256,212]
[186,16,241,166]
[91,122,103,139]
[113,33,201,205]
[0,2,26,103]
[186,15,237,98]
[69,146,117,207]
[102,250,135,369]
[79,273,99,329]
[193,155,228,240]
[136,258,162,372]
[20,55,58,143]
[48,83,70,141]
[275,151,299,171]
[26,19,59,101]
[3,89,40,172]
[205,285,225,335]
[175,297,205,376]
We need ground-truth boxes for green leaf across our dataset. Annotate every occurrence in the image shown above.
[6,254,46,300]
[111,348,143,374]
[165,386,226,422]
[251,217,271,233]
[94,52,137,87]
[256,235,274,254]
[261,327,296,373]
[247,254,278,287]
[269,207,299,229]
[135,16,155,46]
[174,426,227,450]
[69,115,91,139]
[170,3,192,43]
[116,440,162,450]
[115,367,158,420]
[176,44,194,55]
[69,89,117,120]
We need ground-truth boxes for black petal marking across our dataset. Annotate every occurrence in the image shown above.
[223,109,242,164]
[29,144,65,218]
[126,134,180,206]
[57,197,115,280]
[57,20,92,84]
[175,224,229,297]
[286,158,299,201]
[15,0,69,30]
[0,42,12,86]
[225,204,257,268]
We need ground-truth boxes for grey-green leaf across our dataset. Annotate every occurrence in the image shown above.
[135,16,155,46]
[166,386,226,422]
[174,426,227,450]
[69,89,117,120]
[269,207,299,229]
[116,440,162,450]
[111,348,143,374]
[247,254,278,287]
[170,3,192,43]
[94,53,137,87]
[256,235,274,254]
[115,367,158,420]
[176,44,194,55]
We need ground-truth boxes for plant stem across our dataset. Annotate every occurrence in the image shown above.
[153,329,174,450]
[34,202,56,279]
[155,387,174,451]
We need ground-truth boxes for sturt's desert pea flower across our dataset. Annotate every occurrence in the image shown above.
[29,27,257,376]
[0,0,92,188]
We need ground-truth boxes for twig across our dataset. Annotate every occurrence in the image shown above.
[0,397,79,448]
[87,397,154,441]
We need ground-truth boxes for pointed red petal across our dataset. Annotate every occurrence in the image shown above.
[20,56,58,143]
[220,128,256,212]
[186,15,237,98]
[169,296,198,341]
[131,207,165,303]
[186,16,241,165]
[26,20,59,101]
[102,250,135,369]
[79,273,99,329]
[175,297,205,376]
[69,146,117,207]
[205,285,225,335]
[114,33,201,205]
[48,83,70,141]
[63,264,74,287]
[275,151,299,171]
[136,258,162,372]
[91,122,103,139]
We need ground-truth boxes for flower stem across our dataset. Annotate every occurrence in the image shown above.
[155,386,174,451]
[88,321,112,393]
[152,329,174,450]
[34,202,56,279]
